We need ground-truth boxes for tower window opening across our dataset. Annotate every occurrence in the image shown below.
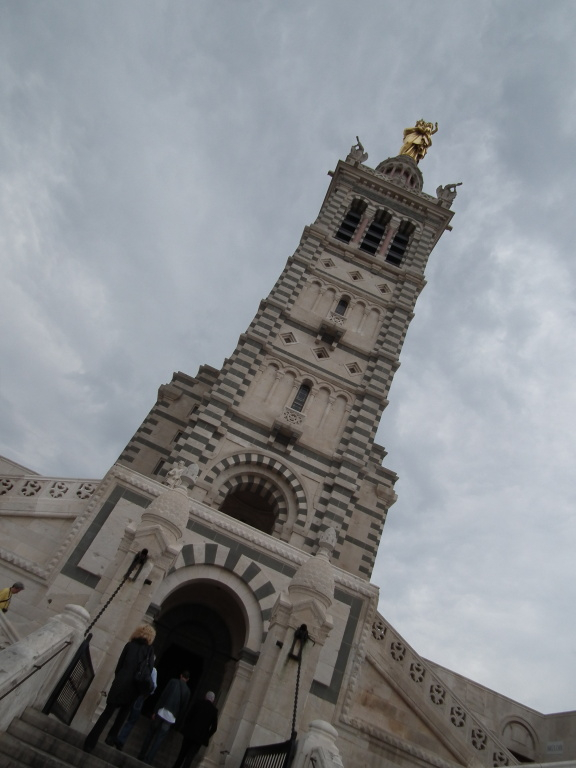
[313,347,330,360]
[291,383,311,413]
[386,221,415,266]
[360,210,391,255]
[334,298,349,316]
[335,199,367,243]
[220,485,278,535]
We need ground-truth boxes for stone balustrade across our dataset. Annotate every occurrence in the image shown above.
[367,613,517,767]
[0,476,98,501]
[326,312,346,327]
[281,406,305,427]
[0,604,90,733]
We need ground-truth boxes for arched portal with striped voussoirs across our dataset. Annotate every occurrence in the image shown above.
[219,473,286,535]
[203,452,309,536]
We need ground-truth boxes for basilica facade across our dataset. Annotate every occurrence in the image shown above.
[1,138,574,768]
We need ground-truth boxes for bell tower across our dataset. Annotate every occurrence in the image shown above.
[117,129,457,580]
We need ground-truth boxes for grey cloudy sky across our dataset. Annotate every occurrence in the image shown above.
[2,1,576,713]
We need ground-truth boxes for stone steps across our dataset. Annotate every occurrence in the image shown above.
[0,708,182,768]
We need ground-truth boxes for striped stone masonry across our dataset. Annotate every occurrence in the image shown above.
[113,151,453,581]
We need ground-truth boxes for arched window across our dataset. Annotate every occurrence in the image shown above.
[334,297,349,316]
[291,383,311,412]
[360,210,391,255]
[335,199,367,243]
[386,220,415,266]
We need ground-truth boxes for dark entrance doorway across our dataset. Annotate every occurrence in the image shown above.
[147,580,247,715]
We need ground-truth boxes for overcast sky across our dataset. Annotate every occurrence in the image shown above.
[2,1,576,714]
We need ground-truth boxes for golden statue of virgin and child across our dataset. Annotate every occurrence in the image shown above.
[399,119,438,163]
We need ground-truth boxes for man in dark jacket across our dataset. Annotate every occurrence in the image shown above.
[138,670,191,764]
[171,691,218,768]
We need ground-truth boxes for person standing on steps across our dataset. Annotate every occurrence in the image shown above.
[171,691,219,768]
[138,670,191,764]
[83,624,156,753]
[109,665,158,750]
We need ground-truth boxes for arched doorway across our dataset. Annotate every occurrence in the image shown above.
[147,579,248,714]
[218,476,287,535]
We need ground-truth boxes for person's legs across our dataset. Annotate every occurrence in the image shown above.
[83,702,117,752]
[172,737,191,768]
[172,738,202,768]
[106,704,131,745]
[138,717,160,760]
[114,695,144,747]
[139,716,171,763]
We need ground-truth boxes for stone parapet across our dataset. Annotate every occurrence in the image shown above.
[0,475,99,503]
[347,612,518,767]
[0,604,89,733]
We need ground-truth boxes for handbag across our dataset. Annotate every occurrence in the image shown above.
[134,646,154,696]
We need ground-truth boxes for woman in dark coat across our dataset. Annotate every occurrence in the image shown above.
[83,624,156,753]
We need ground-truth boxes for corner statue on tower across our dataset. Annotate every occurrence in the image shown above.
[399,119,438,163]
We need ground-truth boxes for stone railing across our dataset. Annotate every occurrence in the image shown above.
[281,407,305,427]
[0,604,89,732]
[326,312,346,328]
[0,476,98,501]
[364,612,517,767]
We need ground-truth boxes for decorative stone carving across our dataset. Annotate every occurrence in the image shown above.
[410,661,425,683]
[371,619,386,641]
[450,705,466,728]
[281,406,305,426]
[326,312,345,327]
[493,751,510,766]
[390,640,406,661]
[0,479,14,495]
[436,182,462,208]
[49,481,69,498]
[347,136,368,164]
[21,480,41,496]
[140,486,191,543]
[165,460,187,488]
[472,728,488,751]
[76,482,96,499]
[430,684,446,705]
[289,528,335,611]
[0,476,97,500]
[318,526,337,555]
